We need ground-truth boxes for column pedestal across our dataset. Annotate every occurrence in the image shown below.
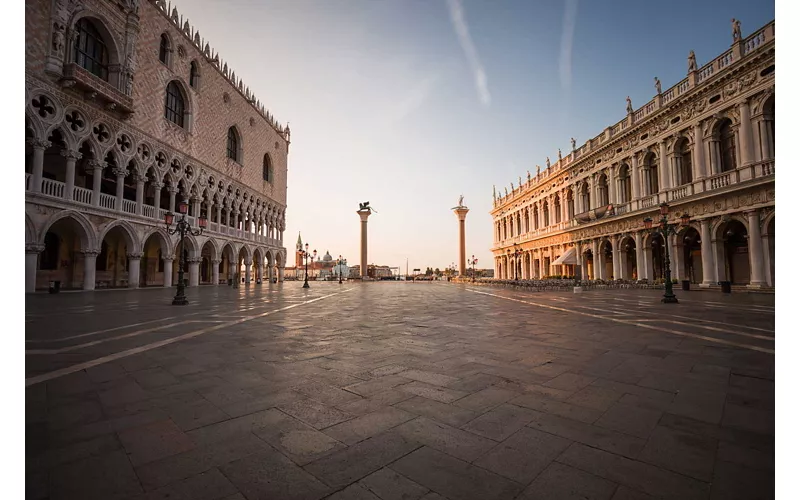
[188,259,200,287]
[212,259,221,285]
[127,253,141,288]
[746,211,766,288]
[699,218,716,286]
[163,258,173,287]
[25,245,43,293]
[83,251,98,290]
[245,262,252,284]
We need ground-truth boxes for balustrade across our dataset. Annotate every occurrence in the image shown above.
[761,160,775,176]
[98,193,116,210]
[716,50,733,70]
[707,171,736,190]
[74,186,92,204]
[41,178,65,198]
[744,28,767,55]
[142,205,155,219]
[122,199,136,214]
[641,195,658,208]
[668,185,690,201]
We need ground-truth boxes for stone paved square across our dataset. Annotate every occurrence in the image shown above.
[25,282,774,499]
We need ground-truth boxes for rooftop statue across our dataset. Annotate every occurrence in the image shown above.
[626,96,633,114]
[654,77,662,94]
[732,18,742,43]
[688,50,697,72]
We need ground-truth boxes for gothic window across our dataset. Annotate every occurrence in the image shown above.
[74,18,108,80]
[719,120,737,172]
[580,183,589,212]
[524,210,529,232]
[159,34,170,64]
[533,206,539,230]
[164,81,185,127]
[190,61,200,88]
[263,154,272,182]
[41,232,60,271]
[567,190,575,219]
[644,154,659,195]
[227,127,240,162]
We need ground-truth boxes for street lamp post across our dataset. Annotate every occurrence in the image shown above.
[337,255,345,284]
[164,200,206,305]
[643,202,690,304]
[468,255,478,282]
[301,244,317,289]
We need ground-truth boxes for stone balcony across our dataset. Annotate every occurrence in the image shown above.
[26,175,281,247]
[60,63,135,116]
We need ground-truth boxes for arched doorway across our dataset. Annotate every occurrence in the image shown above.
[583,249,594,280]
[619,236,637,279]
[141,230,169,287]
[600,240,613,279]
[220,243,235,284]
[650,234,666,280]
[719,220,750,285]
[37,216,90,290]
[238,246,250,283]
[96,225,136,288]
[200,240,216,284]
[681,228,702,284]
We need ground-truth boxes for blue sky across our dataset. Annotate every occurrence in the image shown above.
[176,0,775,272]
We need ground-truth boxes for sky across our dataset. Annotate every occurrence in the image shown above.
[174,0,775,272]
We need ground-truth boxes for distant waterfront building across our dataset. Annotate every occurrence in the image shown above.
[491,20,774,288]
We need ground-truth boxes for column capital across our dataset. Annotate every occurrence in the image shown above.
[113,168,128,178]
[87,160,106,172]
[126,252,143,260]
[25,243,45,254]
[27,138,51,150]
[82,250,100,257]
[132,171,147,183]
[60,149,83,161]
[211,259,222,264]
[187,257,202,264]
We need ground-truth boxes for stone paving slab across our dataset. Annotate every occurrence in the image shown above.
[25,283,774,499]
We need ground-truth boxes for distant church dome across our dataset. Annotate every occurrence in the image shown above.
[323,251,333,262]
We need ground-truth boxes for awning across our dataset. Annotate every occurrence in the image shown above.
[552,247,577,266]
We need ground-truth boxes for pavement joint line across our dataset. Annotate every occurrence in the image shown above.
[465,287,775,355]
[25,315,193,343]
[25,320,207,354]
[633,317,774,334]
[24,288,354,387]
[634,320,774,341]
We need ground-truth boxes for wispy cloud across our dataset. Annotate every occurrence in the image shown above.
[387,73,440,125]
[446,0,491,107]
[559,0,579,91]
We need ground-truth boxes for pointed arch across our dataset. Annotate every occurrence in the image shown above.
[69,14,123,85]
[227,125,242,162]
[97,219,140,254]
[38,210,97,251]
[141,227,172,255]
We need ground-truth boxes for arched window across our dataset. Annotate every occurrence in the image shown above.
[598,174,609,206]
[567,190,575,219]
[190,61,200,88]
[164,81,185,127]
[554,195,562,224]
[533,205,539,230]
[263,154,272,182]
[719,120,737,172]
[618,165,631,203]
[543,201,550,226]
[74,18,108,80]
[159,34,170,64]
[644,154,659,195]
[677,140,693,185]
[227,127,240,161]
[580,183,589,212]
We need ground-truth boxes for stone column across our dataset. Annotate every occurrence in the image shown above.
[611,235,620,280]
[192,197,201,223]
[642,244,653,281]
[216,205,222,230]
[127,253,141,288]
[90,161,104,207]
[134,174,145,215]
[590,240,599,280]
[608,169,618,206]
[707,139,720,175]
[61,149,81,201]
[632,232,643,281]
[114,168,127,210]
[188,258,200,287]
[28,139,50,194]
[25,244,43,293]
[693,124,707,180]
[278,267,285,282]
[746,211,765,287]
[659,141,670,191]
[667,235,679,281]
[453,206,469,275]
[357,208,372,278]
[757,119,773,161]
[152,182,162,218]
[738,100,755,167]
[163,255,173,287]
[699,218,715,286]
[211,259,221,285]
[228,262,237,284]
[83,251,99,290]
[631,154,641,203]
[244,260,252,284]
[168,187,177,213]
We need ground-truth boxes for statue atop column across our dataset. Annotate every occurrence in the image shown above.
[358,201,376,212]
[626,96,633,114]
[654,77,662,94]
[527,170,531,183]
[546,157,550,169]
[518,176,522,188]
[571,137,576,151]
[536,164,541,175]
[688,50,697,72]
[731,18,742,43]
[558,149,562,161]
[458,194,464,207]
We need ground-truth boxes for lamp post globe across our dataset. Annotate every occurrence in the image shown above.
[164,199,206,305]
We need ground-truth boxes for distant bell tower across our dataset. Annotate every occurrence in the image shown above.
[296,232,303,268]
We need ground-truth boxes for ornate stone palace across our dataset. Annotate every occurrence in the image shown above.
[491,20,775,288]
[25,0,290,292]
